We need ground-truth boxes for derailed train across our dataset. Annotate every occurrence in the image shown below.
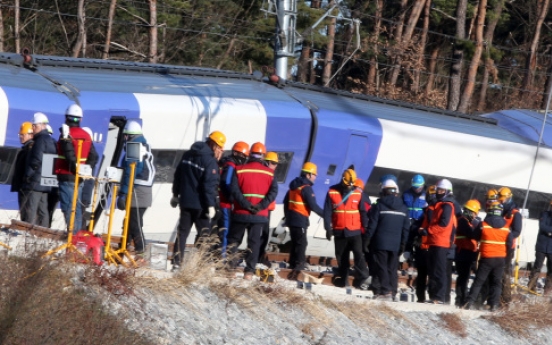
[0,52,551,265]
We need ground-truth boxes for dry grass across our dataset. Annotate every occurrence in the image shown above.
[439,313,468,338]
[485,298,552,337]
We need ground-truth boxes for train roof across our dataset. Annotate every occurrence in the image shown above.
[0,53,545,147]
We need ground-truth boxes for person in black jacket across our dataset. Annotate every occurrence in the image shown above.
[366,178,410,300]
[11,122,34,220]
[283,162,324,278]
[23,113,58,227]
[171,131,225,270]
[527,202,552,294]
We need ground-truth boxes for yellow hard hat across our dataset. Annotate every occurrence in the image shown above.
[265,152,279,163]
[498,187,512,203]
[19,122,33,135]
[427,185,437,195]
[463,199,481,213]
[342,169,356,186]
[486,188,498,201]
[301,162,317,175]
[208,130,226,148]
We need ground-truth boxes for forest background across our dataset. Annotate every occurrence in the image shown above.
[1,0,551,114]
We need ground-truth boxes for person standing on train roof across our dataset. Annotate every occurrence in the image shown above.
[454,199,481,307]
[55,104,99,233]
[497,186,522,305]
[11,122,34,222]
[226,142,278,280]
[283,162,324,280]
[464,201,509,312]
[323,168,370,290]
[218,141,249,258]
[171,130,226,271]
[116,121,155,255]
[365,178,410,300]
[426,178,460,304]
[527,200,552,294]
[24,113,58,228]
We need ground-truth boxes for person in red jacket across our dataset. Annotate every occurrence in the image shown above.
[464,201,510,312]
[323,168,370,289]
[227,142,278,280]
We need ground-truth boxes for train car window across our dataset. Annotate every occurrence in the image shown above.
[273,152,293,183]
[0,147,19,185]
[327,164,337,176]
[151,149,186,183]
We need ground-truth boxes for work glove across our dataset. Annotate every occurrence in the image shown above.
[326,229,333,241]
[117,194,127,211]
[418,228,428,236]
[207,206,216,219]
[61,124,70,139]
[248,204,260,215]
[363,237,370,252]
[403,251,411,260]
[170,196,179,208]
[399,243,406,256]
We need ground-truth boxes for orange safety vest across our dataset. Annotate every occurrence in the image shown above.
[418,204,435,250]
[55,127,92,175]
[268,201,276,211]
[479,221,510,258]
[455,217,478,253]
[328,188,362,231]
[504,208,520,249]
[233,161,274,217]
[427,201,457,248]
[289,185,310,217]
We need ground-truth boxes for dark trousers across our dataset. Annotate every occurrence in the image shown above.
[528,251,552,291]
[173,208,210,265]
[217,207,231,257]
[468,257,505,308]
[372,250,399,295]
[127,207,147,252]
[19,190,49,228]
[445,259,453,303]
[501,248,514,303]
[414,249,429,302]
[47,188,59,228]
[334,235,369,285]
[428,246,449,302]
[289,226,308,271]
[227,221,268,273]
[455,258,476,306]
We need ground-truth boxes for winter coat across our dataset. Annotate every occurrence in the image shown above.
[366,194,410,252]
[536,211,552,254]
[172,141,219,210]
[283,176,323,228]
[11,140,33,192]
[25,129,57,192]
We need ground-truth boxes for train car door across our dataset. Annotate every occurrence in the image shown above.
[343,134,370,172]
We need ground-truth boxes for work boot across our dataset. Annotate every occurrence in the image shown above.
[463,302,472,310]
[527,273,539,291]
[359,277,371,291]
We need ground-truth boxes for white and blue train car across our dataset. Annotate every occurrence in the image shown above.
[0,53,551,266]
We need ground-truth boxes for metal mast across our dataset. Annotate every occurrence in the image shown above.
[274,0,297,80]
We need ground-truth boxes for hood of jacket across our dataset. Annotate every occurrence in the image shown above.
[289,176,313,190]
[189,141,214,158]
[378,194,404,210]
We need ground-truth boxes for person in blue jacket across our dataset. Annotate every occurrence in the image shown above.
[527,201,552,294]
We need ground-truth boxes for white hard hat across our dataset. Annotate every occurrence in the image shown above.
[123,120,142,135]
[46,124,53,134]
[82,127,93,139]
[65,104,83,118]
[33,112,49,124]
[381,179,398,191]
[436,178,453,190]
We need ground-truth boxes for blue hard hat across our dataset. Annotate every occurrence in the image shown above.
[380,174,398,184]
[411,174,425,187]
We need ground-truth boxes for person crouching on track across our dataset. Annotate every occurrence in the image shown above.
[464,201,509,312]
[171,130,226,271]
[526,200,552,294]
[227,142,278,280]
[323,169,370,289]
[426,179,459,304]
[365,179,409,300]
[283,162,324,279]
[218,141,250,258]
[454,199,481,307]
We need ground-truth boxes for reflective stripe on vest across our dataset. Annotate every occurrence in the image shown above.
[289,185,310,217]
[479,223,509,258]
[328,189,362,230]
[233,161,274,217]
[427,201,456,248]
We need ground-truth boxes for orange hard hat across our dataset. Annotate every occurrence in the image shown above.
[232,141,249,156]
[265,152,279,163]
[354,178,364,190]
[208,130,226,148]
[19,122,33,135]
[250,142,266,155]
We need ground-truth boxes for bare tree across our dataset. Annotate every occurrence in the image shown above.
[322,1,336,86]
[149,0,157,63]
[15,0,20,53]
[412,0,431,93]
[447,0,468,111]
[425,46,440,96]
[102,0,117,59]
[366,0,383,94]
[0,0,4,52]
[72,0,86,57]
[458,0,487,113]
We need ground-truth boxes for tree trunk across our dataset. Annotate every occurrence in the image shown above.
[447,0,468,111]
[366,0,383,94]
[388,0,427,88]
[541,62,552,109]
[149,0,158,63]
[425,47,440,97]
[216,34,237,70]
[458,0,487,114]
[0,0,4,52]
[412,0,431,93]
[322,2,336,86]
[476,0,504,112]
[521,0,550,98]
[15,0,20,53]
[102,0,117,59]
[297,41,311,83]
[72,0,86,58]
[394,0,408,43]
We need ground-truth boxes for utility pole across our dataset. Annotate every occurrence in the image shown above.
[274,0,297,80]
